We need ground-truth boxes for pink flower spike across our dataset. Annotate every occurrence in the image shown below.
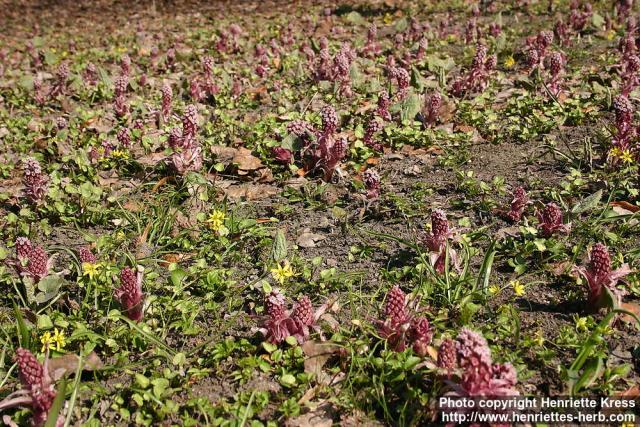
[443,328,519,401]
[10,348,60,427]
[504,186,528,223]
[115,267,145,322]
[437,338,458,372]
[22,158,49,205]
[573,243,632,311]
[363,169,381,200]
[536,202,571,237]
[260,292,320,344]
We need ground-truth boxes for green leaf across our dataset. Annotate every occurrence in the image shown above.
[172,352,187,366]
[270,229,288,262]
[280,373,296,387]
[44,378,67,427]
[170,268,188,287]
[571,190,602,214]
[135,373,150,388]
[394,18,408,32]
[345,11,366,26]
[152,378,170,398]
[399,93,421,123]
[35,275,65,304]
[410,66,424,91]
[571,357,604,394]
[591,12,604,28]
[14,303,31,349]
[37,314,54,329]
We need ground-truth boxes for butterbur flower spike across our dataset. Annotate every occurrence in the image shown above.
[115,267,145,322]
[425,92,442,127]
[375,286,433,354]
[10,237,54,283]
[259,291,324,344]
[363,168,380,200]
[504,186,528,222]
[161,82,172,122]
[0,348,62,427]
[376,91,392,121]
[437,338,457,373]
[22,158,49,205]
[572,243,631,311]
[444,328,518,400]
[363,117,383,150]
[422,209,459,273]
[78,246,96,264]
[168,105,202,175]
[536,202,571,237]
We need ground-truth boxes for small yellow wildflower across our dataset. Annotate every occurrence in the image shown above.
[575,316,588,332]
[488,284,500,295]
[504,55,515,69]
[271,261,294,284]
[533,330,545,346]
[609,147,622,159]
[511,280,525,297]
[207,210,226,233]
[110,149,129,160]
[620,149,634,164]
[41,328,66,352]
[82,262,100,280]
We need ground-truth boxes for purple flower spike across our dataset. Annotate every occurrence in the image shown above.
[536,202,571,237]
[115,267,145,322]
[573,243,632,311]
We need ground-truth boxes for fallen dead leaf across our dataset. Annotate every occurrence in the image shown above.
[136,151,167,167]
[297,231,326,248]
[224,183,279,200]
[210,145,238,165]
[302,340,342,378]
[48,352,104,381]
[610,201,640,213]
[620,302,640,324]
[233,147,263,171]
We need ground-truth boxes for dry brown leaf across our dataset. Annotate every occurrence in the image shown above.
[224,183,279,200]
[365,157,380,165]
[136,151,167,167]
[48,352,103,381]
[152,176,170,192]
[620,302,640,324]
[302,340,342,378]
[159,253,188,267]
[616,385,640,398]
[233,147,263,171]
[610,201,640,213]
[210,145,238,165]
[123,200,144,212]
[547,261,573,277]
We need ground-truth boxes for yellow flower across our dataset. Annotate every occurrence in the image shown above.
[533,330,545,346]
[271,261,294,284]
[488,285,500,295]
[511,280,525,296]
[609,147,622,158]
[207,210,226,232]
[82,262,101,280]
[110,149,129,160]
[504,55,515,69]
[41,328,66,352]
[620,149,634,164]
[576,316,588,332]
